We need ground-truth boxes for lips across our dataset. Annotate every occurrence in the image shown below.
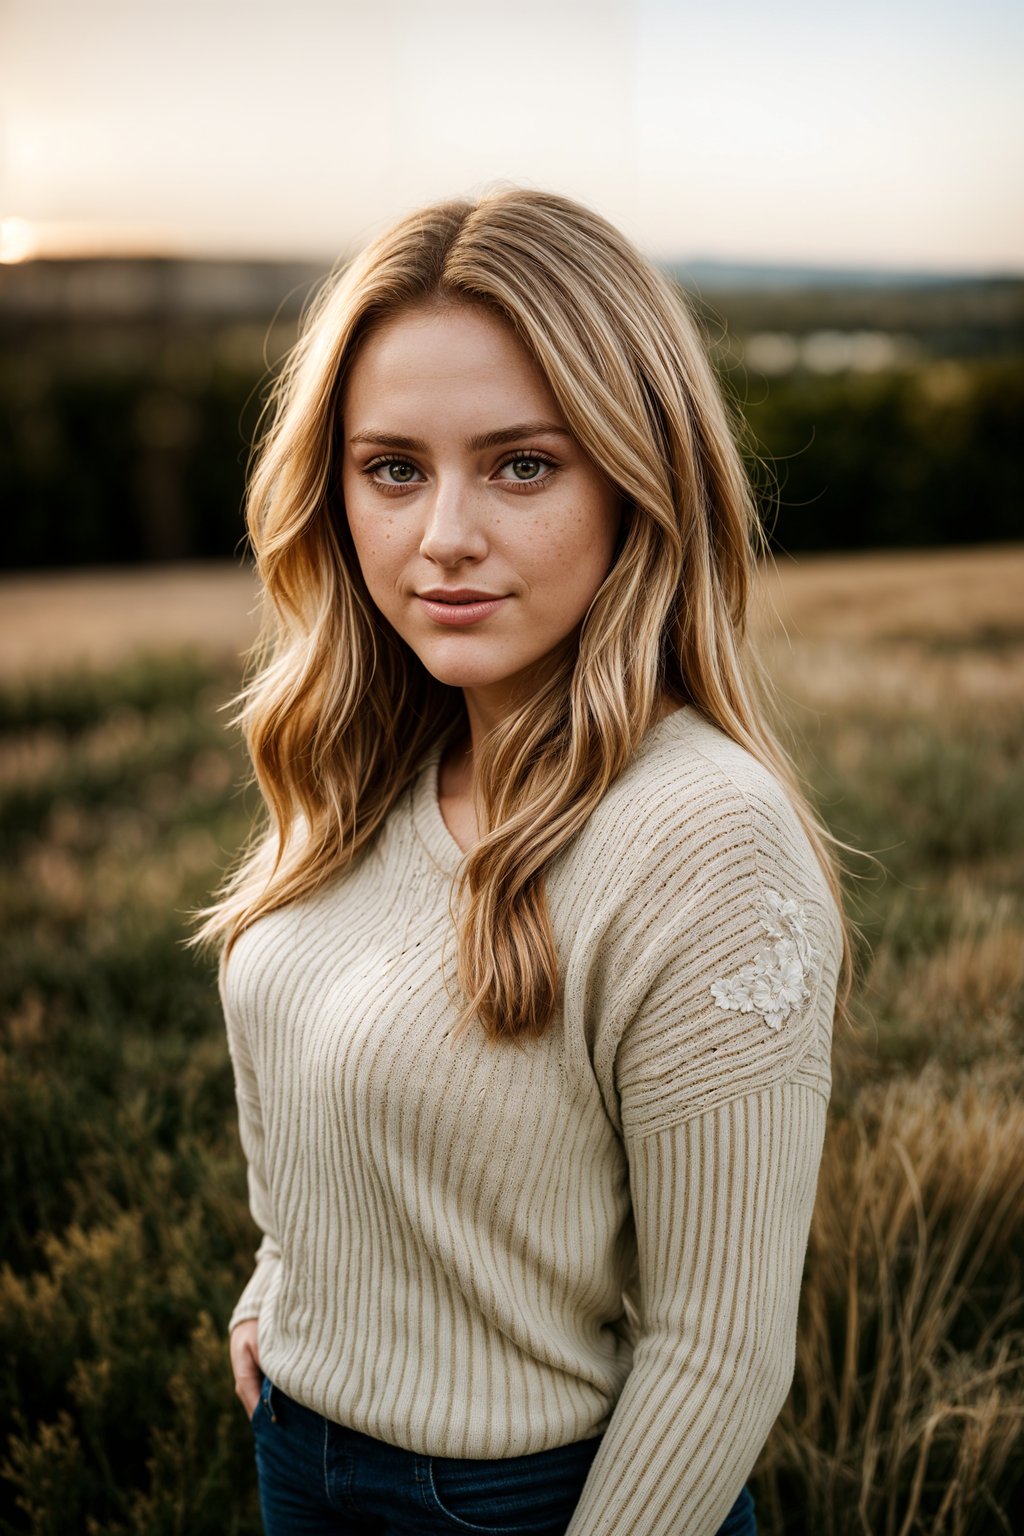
[418,589,505,603]
[417,592,508,627]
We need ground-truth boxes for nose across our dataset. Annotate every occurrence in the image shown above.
[418,477,489,567]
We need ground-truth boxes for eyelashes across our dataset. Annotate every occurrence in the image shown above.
[361,450,560,496]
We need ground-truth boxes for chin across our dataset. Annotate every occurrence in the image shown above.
[410,647,523,692]
[409,636,496,670]
[420,664,509,690]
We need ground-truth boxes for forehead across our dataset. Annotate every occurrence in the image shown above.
[342,303,563,426]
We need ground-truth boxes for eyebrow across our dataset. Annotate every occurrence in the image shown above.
[347,421,573,452]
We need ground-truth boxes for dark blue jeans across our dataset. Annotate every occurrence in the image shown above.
[250,1372,757,1534]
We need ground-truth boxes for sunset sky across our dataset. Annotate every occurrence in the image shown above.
[2,0,1021,271]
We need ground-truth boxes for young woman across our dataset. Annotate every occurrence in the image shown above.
[193,187,852,1536]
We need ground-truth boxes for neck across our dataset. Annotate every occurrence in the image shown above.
[454,672,562,799]
[444,698,485,810]
[444,685,684,812]
[439,682,525,815]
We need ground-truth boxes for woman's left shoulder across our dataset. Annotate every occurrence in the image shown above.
[569,706,841,955]
[558,709,844,1132]
[599,706,812,866]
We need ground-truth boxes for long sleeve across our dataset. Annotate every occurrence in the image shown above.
[219,947,283,1336]
[564,738,842,1533]
[563,1080,827,1535]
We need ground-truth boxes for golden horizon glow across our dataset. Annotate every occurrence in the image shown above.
[0,217,187,263]
[0,217,37,264]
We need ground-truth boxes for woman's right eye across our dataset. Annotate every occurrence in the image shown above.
[365,457,422,486]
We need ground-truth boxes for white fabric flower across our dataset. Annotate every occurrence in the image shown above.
[710,890,816,1031]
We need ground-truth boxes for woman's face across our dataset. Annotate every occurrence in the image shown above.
[340,302,621,727]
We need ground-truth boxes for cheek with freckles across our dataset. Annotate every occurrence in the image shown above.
[347,508,409,600]
[518,504,617,612]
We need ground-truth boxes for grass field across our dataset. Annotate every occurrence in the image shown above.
[1,547,1022,1534]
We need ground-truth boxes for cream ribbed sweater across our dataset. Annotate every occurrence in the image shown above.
[221,705,842,1535]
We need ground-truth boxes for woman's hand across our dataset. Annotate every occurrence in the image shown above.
[229,1318,262,1421]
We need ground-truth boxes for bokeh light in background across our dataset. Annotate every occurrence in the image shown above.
[1,0,1021,270]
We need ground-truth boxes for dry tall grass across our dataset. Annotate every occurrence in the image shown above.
[760,1070,1024,1534]
[748,545,1024,1533]
[0,547,1021,1533]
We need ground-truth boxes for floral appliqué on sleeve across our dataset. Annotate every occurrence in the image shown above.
[710,889,817,1031]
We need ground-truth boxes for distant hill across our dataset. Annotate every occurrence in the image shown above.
[0,256,325,322]
[4,253,1022,326]
[666,258,1022,292]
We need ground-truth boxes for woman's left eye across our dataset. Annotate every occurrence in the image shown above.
[495,455,555,484]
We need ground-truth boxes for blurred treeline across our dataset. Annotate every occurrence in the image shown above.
[1,257,1021,570]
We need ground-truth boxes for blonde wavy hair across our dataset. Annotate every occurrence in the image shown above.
[188,186,857,1044]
